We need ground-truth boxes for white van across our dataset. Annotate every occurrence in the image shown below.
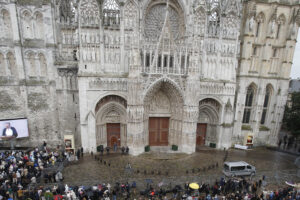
[223,161,256,177]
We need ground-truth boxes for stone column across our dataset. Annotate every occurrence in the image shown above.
[127,45,144,155]
[181,105,198,154]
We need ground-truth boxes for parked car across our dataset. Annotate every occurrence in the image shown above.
[223,161,256,177]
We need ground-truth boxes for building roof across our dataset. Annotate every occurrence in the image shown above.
[289,79,300,93]
[224,161,250,167]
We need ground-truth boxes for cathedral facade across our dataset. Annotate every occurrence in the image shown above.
[0,0,299,155]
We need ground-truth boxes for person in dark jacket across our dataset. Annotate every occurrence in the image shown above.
[2,122,18,137]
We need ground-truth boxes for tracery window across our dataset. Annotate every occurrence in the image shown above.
[144,4,181,40]
[261,85,272,125]
[255,12,265,38]
[276,14,286,39]
[124,0,137,30]
[102,0,120,27]
[194,7,206,36]
[208,10,220,37]
[242,84,256,124]
[80,0,100,26]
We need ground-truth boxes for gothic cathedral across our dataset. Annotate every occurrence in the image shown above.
[0,0,299,155]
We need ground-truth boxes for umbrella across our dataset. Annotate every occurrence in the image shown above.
[285,181,300,188]
[189,183,199,190]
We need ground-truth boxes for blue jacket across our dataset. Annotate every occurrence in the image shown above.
[2,127,18,137]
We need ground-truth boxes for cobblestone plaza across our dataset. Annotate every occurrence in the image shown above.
[63,148,300,190]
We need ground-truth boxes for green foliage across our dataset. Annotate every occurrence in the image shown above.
[259,126,270,131]
[283,92,300,137]
[241,125,252,131]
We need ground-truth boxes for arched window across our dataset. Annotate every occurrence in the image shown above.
[276,14,286,39]
[1,9,12,39]
[0,53,6,75]
[242,84,256,123]
[124,0,137,30]
[38,53,47,77]
[28,53,36,76]
[80,0,100,26]
[260,85,272,124]
[22,11,32,39]
[208,10,220,37]
[34,12,44,39]
[102,0,120,27]
[194,7,206,36]
[256,12,265,38]
[7,52,18,77]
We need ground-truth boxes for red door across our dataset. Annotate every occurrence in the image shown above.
[196,123,207,146]
[107,123,121,147]
[149,117,169,146]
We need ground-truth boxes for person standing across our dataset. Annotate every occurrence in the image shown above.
[80,147,83,157]
[106,146,110,155]
[113,142,117,152]
[2,122,18,150]
[76,149,80,159]
[43,141,47,151]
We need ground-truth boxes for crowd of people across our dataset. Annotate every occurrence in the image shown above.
[1,174,299,199]
[0,144,299,200]
[0,143,69,200]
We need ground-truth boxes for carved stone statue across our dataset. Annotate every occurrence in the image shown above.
[249,16,254,32]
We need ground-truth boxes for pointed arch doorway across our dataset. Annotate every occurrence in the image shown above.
[95,95,127,148]
[144,79,184,148]
[196,98,221,150]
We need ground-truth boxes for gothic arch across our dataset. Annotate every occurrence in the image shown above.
[194,6,206,36]
[196,98,221,148]
[79,0,100,26]
[277,14,286,25]
[198,98,221,124]
[247,82,258,93]
[102,0,120,26]
[124,0,138,30]
[256,12,265,23]
[143,78,184,104]
[265,83,274,95]
[143,78,184,146]
[94,94,127,147]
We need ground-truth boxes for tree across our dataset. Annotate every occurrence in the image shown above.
[283,92,300,138]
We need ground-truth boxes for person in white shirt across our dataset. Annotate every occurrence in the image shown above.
[2,122,18,137]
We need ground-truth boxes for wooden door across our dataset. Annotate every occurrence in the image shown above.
[107,123,120,147]
[149,117,169,146]
[196,123,207,146]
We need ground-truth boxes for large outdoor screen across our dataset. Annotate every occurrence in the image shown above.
[0,118,29,138]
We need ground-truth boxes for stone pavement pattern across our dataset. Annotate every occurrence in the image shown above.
[62,148,300,190]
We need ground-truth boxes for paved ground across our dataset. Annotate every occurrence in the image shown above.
[62,147,300,191]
